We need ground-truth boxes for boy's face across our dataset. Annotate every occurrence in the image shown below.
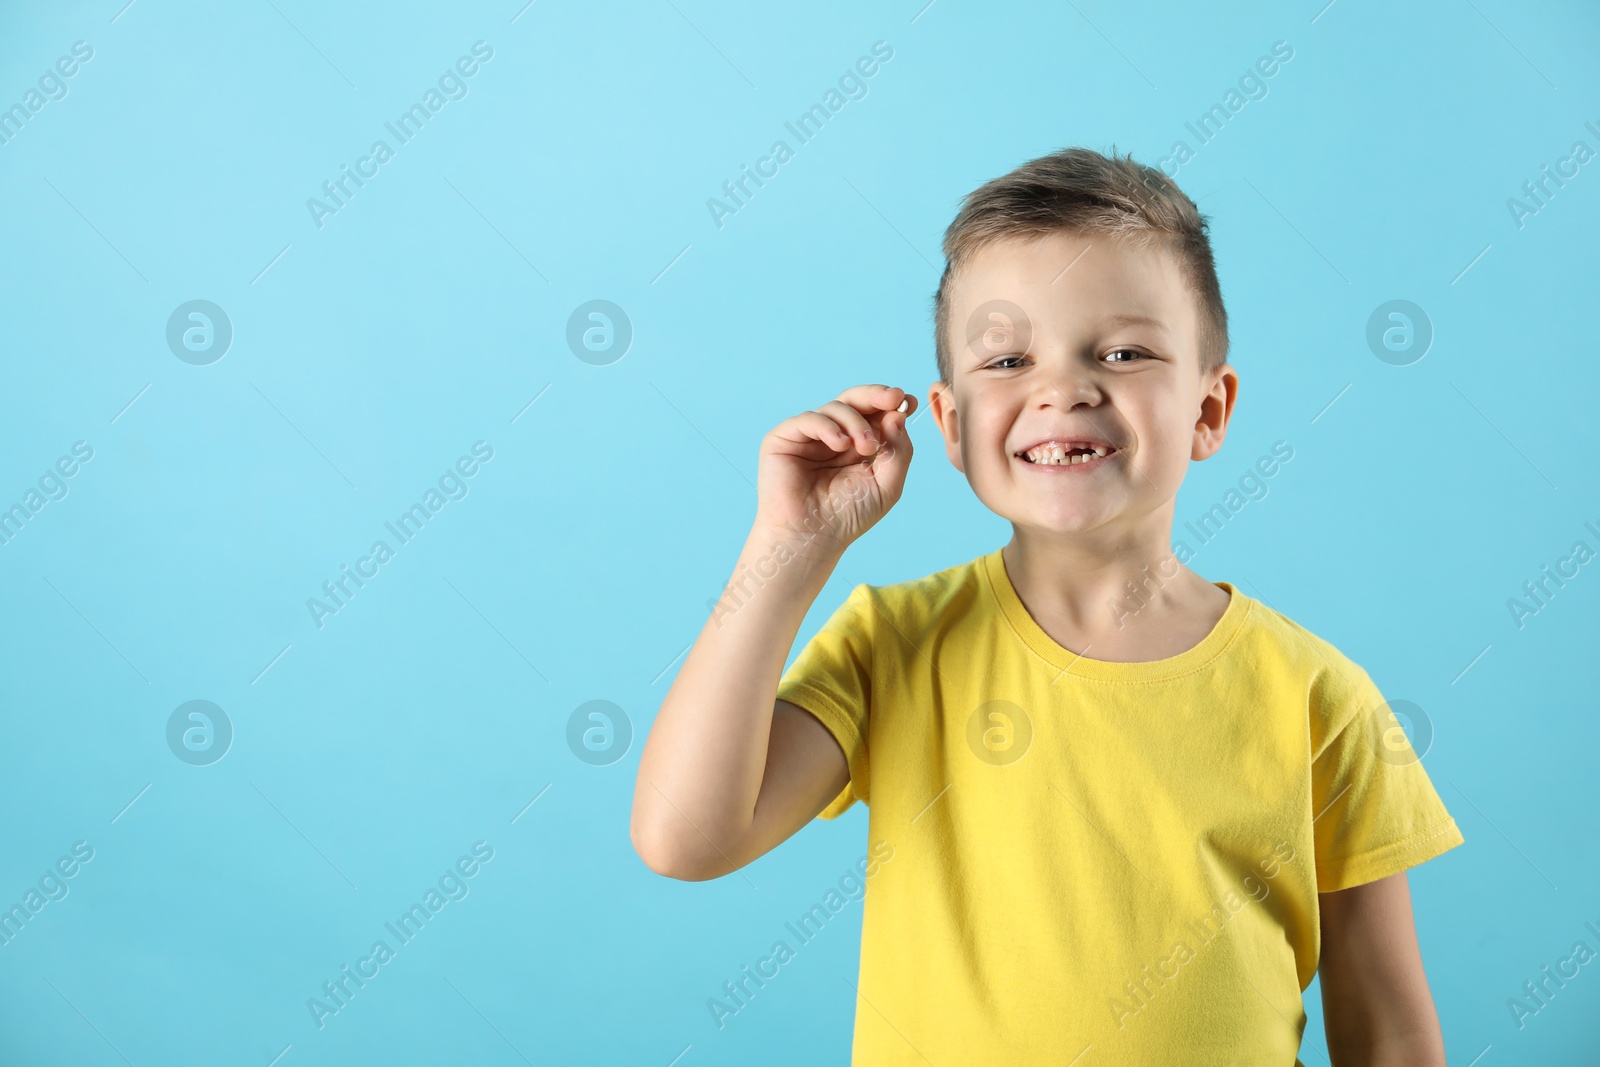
[928,230,1237,540]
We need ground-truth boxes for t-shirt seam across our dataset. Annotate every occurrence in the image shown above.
[777,681,868,811]
[779,681,860,745]
[1317,816,1462,890]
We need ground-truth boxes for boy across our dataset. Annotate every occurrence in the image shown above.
[632,147,1464,1065]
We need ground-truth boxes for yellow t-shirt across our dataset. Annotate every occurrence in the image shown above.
[775,548,1464,1066]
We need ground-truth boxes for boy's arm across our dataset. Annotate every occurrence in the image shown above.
[1317,871,1446,1066]
[629,525,847,881]
[630,384,914,882]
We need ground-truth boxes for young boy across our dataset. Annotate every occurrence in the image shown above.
[632,147,1464,1065]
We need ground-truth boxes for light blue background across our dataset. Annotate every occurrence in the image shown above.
[2,0,1597,1063]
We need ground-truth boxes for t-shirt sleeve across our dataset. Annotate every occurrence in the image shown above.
[1309,656,1464,893]
[775,582,873,820]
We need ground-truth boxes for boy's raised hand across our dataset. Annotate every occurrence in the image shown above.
[755,384,916,556]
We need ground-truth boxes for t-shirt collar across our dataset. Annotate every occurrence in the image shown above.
[980,547,1251,683]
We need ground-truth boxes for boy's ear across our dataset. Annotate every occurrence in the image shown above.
[927,378,965,473]
[1191,363,1240,461]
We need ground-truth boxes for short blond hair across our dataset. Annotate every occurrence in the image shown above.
[932,146,1229,384]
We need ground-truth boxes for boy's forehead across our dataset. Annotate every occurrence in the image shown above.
[950,232,1196,347]
[957,231,1179,301]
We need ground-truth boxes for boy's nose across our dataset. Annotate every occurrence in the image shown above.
[1031,366,1103,408]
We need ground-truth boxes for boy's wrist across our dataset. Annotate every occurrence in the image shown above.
[745,518,848,575]
[702,523,841,628]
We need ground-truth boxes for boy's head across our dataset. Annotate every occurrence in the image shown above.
[926,146,1238,538]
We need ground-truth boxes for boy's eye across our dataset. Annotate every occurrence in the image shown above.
[984,349,1147,370]
[979,350,1145,371]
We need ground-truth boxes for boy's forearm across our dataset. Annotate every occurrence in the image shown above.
[1319,874,1446,1067]
[631,522,843,873]
[1327,1026,1445,1067]
[1324,981,1445,1064]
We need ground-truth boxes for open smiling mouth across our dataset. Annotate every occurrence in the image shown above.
[1015,440,1119,469]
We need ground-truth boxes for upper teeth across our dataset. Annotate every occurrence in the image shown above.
[1024,443,1109,465]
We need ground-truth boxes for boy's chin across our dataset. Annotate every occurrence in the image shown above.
[984,497,1127,535]
[1017,515,1120,537]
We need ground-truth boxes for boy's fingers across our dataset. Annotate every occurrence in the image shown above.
[872,397,913,443]
[816,399,882,455]
[834,383,913,415]
[870,412,913,474]
[771,411,852,452]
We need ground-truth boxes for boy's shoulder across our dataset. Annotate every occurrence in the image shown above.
[1226,589,1392,733]
[1238,591,1374,678]
[844,550,991,623]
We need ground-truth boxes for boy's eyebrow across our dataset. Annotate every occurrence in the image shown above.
[1101,313,1168,333]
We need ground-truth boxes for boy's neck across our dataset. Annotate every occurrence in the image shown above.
[1000,530,1228,663]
